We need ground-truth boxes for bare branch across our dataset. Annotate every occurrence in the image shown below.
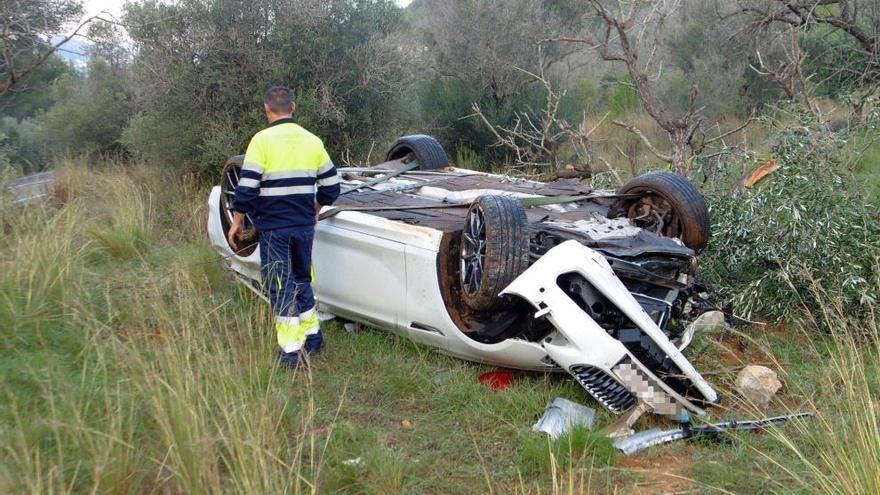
[612,120,673,163]
[703,115,757,146]
[1,13,105,95]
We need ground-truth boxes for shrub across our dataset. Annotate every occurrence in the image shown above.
[0,117,47,172]
[703,107,880,320]
[36,58,132,158]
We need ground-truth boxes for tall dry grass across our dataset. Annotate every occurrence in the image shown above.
[1,160,878,494]
[0,161,332,493]
[748,280,880,495]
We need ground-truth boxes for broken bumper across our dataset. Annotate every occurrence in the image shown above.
[502,240,718,418]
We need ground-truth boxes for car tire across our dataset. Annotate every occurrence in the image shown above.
[610,171,710,253]
[386,134,449,170]
[460,195,529,311]
[219,155,259,256]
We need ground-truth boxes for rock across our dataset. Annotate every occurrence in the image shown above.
[678,311,728,350]
[736,365,782,407]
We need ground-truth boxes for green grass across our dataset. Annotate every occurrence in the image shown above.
[851,135,880,201]
[1,161,878,493]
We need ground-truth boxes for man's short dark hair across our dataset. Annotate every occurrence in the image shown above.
[264,86,294,114]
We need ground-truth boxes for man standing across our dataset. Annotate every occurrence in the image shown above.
[228,86,340,368]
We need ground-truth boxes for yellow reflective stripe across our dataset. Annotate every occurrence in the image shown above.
[259,185,315,196]
[276,316,305,352]
[300,307,319,335]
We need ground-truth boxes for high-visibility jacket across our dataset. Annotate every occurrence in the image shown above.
[232,118,340,231]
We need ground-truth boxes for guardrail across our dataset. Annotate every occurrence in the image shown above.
[5,171,55,204]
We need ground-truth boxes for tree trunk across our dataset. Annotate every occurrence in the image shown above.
[668,128,692,177]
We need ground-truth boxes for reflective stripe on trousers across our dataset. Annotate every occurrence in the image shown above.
[260,226,317,351]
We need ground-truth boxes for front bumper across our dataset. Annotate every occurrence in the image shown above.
[502,240,718,418]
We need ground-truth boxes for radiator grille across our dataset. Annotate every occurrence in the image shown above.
[570,365,637,413]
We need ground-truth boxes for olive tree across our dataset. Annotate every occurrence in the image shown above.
[121,0,408,172]
[0,0,97,95]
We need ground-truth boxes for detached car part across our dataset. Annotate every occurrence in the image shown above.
[503,240,718,417]
[532,397,596,439]
[613,412,816,455]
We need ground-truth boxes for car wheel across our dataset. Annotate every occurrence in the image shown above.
[609,171,710,253]
[219,155,259,256]
[460,195,529,311]
[386,134,449,170]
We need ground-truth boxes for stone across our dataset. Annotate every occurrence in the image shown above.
[736,365,782,408]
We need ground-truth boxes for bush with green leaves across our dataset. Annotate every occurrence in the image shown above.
[37,57,132,158]
[0,117,46,172]
[121,0,408,175]
[703,107,880,320]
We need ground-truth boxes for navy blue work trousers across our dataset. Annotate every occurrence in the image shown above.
[259,226,316,318]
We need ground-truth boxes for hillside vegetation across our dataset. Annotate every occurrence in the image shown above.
[1,0,879,493]
[0,160,878,493]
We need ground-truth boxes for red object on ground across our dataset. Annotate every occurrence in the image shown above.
[478,370,512,390]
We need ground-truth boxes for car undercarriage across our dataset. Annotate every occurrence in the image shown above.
[208,134,719,418]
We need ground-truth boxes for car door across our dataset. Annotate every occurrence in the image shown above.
[312,221,407,333]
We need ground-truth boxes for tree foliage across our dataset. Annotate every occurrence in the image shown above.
[121,0,408,173]
[704,106,880,319]
[0,0,90,95]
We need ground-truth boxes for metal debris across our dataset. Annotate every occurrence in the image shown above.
[5,170,55,204]
[532,397,596,439]
[613,412,815,455]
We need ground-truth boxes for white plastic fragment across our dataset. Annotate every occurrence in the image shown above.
[342,457,363,467]
[532,397,596,439]
[678,310,727,350]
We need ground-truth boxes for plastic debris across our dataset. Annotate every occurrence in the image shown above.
[678,310,727,350]
[532,397,596,439]
[613,412,814,455]
[478,369,512,389]
[607,402,650,439]
[342,457,363,467]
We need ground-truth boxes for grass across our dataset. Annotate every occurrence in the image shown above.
[1,161,878,493]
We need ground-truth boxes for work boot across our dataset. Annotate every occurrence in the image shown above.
[278,350,307,370]
[300,308,321,353]
[304,330,324,354]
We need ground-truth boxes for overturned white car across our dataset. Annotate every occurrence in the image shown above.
[207,135,719,418]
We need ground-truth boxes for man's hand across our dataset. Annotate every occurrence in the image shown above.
[228,212,245,250]
[315,202,323,222]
